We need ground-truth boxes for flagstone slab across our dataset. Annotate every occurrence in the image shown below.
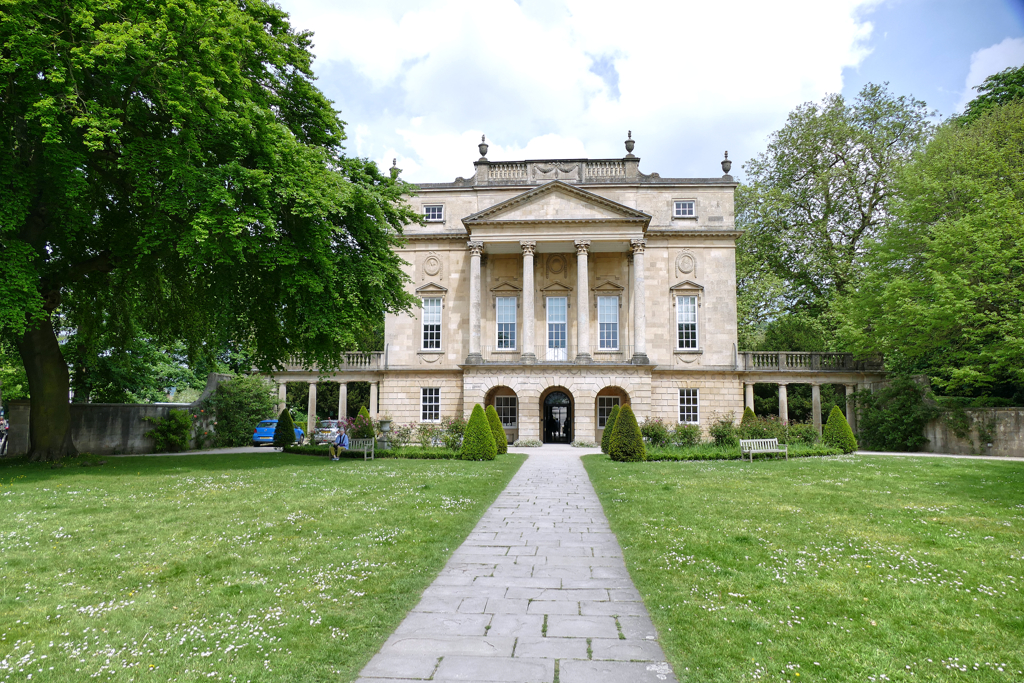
[354,449,676,683]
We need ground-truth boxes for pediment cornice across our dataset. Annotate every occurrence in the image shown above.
[462,181,652,227]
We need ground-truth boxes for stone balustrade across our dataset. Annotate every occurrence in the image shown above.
[739,351,881,372]
[282,352,384,372]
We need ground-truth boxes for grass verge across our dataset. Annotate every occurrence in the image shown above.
[582,453,1024,682]
[282,445,459,459]
[0,451,525,681]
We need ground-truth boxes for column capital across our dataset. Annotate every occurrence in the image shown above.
[777,381,789,386]
[467,240,484,256]
[520,240,536,256]
[630,238,647,254]
[574,239,591,255]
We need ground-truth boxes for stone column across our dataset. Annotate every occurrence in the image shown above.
[338,382,347,421]
[778,383,789,426]
[520,241,536,364]
[630,239,649,364]
[845,383,857,433]
[811,383,822,436]
[370,381,379,419]
[744,383,755,411]
[574,240,591,363]
[466,241,484,364]
[277,382,287,417]
[306,382,317,443]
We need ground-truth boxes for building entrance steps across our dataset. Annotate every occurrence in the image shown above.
[355,449,677,683]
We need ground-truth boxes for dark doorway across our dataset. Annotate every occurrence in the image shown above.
[543,391,572,443]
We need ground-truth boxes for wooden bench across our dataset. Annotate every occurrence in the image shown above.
[350,438,375,461]
[739,438,788,462]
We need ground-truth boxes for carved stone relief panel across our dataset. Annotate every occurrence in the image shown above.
[422,251,442,280]
[675,250,697,277]
[546,253,567,279]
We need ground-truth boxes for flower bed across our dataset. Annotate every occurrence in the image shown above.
[645,443,841,461]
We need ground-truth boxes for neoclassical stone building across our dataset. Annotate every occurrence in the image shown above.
[272,136,885,444]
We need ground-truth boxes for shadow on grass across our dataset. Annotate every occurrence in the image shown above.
[0,448,448,483]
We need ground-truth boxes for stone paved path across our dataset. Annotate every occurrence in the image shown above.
[355,448,677,683]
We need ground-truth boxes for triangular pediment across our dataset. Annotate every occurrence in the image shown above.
[669,280,704,291]
[539,280,573,292]
[490,281,522,293]
[463,181,651,225]
[592,280,625,292]
[415,282,448,295]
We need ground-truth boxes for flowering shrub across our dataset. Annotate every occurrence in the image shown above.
[415,422,441,448]
[350,407,376,439]
[440,415,467,451]
[388,423,414,449]
[513,438,543,447]
[571,440,597,448]
[640,416,671,446]
[671,423,702,447]
[708,413,738,447]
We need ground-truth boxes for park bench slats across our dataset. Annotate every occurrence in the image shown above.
[739,438,788,462]
[350,438,375,461]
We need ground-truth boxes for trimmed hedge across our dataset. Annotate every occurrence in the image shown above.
[601,404,620,454]
[646,443,842,461]
[485,405,508,454]
[273,408,296,447]
[609,404,645,462]
[461,404,497,461]
[282,445,460,459]
[823,405,858,454]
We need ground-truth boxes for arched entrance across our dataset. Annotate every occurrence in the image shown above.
[543,390,572,443]
[485,386,518,445]
[595,386,630,445]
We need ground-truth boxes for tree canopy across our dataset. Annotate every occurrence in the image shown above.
[842,99,1024,399]
[0,0,418,459]
[957,64,1024,126]
[736,84,933,350]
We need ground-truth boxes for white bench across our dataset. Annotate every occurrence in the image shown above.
[350,438,375,461]
[739,438,788,462]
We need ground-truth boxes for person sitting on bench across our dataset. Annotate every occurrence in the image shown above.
[330,427,349,460]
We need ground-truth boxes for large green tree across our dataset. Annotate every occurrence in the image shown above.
[843,99,1024,399]
[736,84,933,348]
[0,0,417,460]
[957,63,1024,126]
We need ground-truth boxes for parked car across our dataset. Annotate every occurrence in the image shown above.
[313,420,340,445]
[252,420,304,446]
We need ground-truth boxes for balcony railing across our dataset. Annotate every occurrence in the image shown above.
[281,352,384,372]
[739,352,882,372]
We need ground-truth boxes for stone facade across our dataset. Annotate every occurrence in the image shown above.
[380,140,749,443]
[266,140,886,442]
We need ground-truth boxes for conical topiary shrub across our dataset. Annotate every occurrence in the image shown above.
[740,406,757,427]
[273,408,296,448]
[601,404,621,454]
[609,404,645,462]
[460,404,497,461]
[823,405,858,454]
[485,405,508,454]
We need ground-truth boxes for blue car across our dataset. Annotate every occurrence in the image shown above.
[252,420,304,446]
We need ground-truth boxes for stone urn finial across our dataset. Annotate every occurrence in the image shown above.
[624,130,635,155]
[478,134,489,159]
[721,151,732,175]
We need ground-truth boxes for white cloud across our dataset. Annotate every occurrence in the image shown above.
[956,37,1024,112]
[279,0,877,181]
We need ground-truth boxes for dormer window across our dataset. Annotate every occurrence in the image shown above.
[673,200,695,218]
[424,205,444,222]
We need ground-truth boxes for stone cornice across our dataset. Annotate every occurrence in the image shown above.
[462,180,651,224]
[645,228,744,238]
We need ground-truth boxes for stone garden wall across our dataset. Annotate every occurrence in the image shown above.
[922,408,1024,458]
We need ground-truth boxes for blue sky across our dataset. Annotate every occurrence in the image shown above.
[277,0,1024,182]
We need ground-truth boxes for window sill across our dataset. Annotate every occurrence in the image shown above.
[418,350,444,354]
[594,349,622,354]
[671,216,698,221]
[492,349,519,354]
[674,348,703,354]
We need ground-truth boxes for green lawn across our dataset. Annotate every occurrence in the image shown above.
[0,451,525,682]
[583,453,1024,683]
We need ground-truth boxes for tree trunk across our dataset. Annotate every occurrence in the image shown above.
[15,314,77,462]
